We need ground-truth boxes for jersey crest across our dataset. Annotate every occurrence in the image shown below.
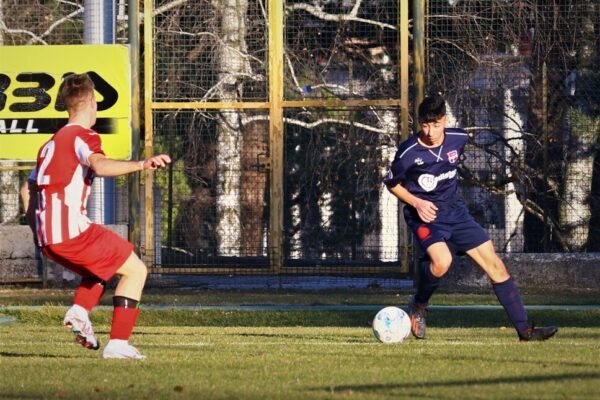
[447,150,459,164]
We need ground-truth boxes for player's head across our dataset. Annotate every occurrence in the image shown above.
[417,95,447,145]
[418,95,447,124]
[59,73,96,114]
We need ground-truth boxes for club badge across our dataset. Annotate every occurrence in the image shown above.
[447,150,458,164]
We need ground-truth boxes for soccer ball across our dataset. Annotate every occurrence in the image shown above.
[372,306,411,344]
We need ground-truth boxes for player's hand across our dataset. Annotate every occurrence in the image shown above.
[141,154,172,170]
[414,198,438,223]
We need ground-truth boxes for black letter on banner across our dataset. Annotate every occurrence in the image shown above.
[9,73,55,112]
[54,72,118,112]
[0,74,10,111]
[54,72,73,112]
[88,71,118,111]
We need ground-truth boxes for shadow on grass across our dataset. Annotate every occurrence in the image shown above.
[6,309,600,328]
[0,351,74,359]
[428,310,600,328]
[0,392,43,400]
[423,352,599,369]
[316,372,600,394]
[232,332,368,342]
[94,330,197,337]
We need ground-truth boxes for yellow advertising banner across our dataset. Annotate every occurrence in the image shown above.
[0,45,131,160]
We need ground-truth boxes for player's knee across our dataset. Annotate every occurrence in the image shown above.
[485,258,509,282]
[117,253,148,280]
[134,262,148,281]
[430,256,452,277]
[493,265,509,282]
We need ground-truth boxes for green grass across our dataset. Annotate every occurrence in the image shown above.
[0,324,599,399]
[0,290,599,399]
[1,287,599,306]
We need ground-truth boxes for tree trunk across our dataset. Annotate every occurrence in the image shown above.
[375,111,398,262]
[503,89,525,252]
[215,0,250,257]
[241,120,268,256]
[559,3,599,251]
[560,109,600,251]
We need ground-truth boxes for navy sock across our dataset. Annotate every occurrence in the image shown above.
[492,277,529,335]
[414,261,440,305]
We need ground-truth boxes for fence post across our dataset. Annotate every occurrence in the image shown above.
[400,0,411,274]
[413,0,425,125]
[128,0,141,253]
[143,0,155,267]
[268,0,284,275]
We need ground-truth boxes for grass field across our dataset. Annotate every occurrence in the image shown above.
[1,289,599,399]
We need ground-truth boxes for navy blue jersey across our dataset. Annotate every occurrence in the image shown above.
[384,128,471,223]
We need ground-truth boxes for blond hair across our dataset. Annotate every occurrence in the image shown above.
[59,73,95,111]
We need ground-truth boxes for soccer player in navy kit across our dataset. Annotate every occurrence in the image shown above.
[384,95,557,341]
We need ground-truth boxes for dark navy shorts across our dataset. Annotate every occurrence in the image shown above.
[406,216,490,254]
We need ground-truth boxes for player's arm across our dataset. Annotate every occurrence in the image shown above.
[88,153,172,177]
[386,183,438,223]
[25,180,39,246]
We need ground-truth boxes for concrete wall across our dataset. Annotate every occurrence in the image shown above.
[1,225,600,289]
[442,253,600,290]
[0,225,127,286]
[0,225,40,281]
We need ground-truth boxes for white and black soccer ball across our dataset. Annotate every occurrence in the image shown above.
[372,306,411,344]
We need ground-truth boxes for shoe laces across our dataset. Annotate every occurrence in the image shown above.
[67,314,95,337]
[79,318,95,337]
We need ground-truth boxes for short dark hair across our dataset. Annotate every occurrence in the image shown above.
[59,73,95,111]
[418,95,446,124]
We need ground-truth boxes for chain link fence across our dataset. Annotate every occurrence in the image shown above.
[427,0,600,252]
[0,0,130,227]
[1,0,599,286]
[148,0,408,282]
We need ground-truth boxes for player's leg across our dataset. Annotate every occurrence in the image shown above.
[466,240,557,341]
[63,276,106,350]
[72,277,107,311]
[410,222,453,303]
[411,242,453,335]
[415,242,453,304]
[42,245,103,350]
[103,252,147,359]
[409,223,453,339]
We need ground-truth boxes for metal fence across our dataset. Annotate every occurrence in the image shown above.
[144,0,411,279]
[1,0,599,286]
[0,0,131,227]
[426,0,600,253]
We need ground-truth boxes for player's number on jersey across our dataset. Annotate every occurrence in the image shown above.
[37,141,55,185]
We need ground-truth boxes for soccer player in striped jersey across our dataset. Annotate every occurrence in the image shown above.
[384,95,557,341]
[27,73,171,359]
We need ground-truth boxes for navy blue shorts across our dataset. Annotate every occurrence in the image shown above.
[406,216,490,254]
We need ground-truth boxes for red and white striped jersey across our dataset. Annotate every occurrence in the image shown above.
[32,124,105,246]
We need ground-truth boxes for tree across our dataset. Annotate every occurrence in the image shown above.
[427,0,600,252]
[559,3,600,251]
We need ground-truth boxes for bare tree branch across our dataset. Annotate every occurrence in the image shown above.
[286,3,397,31]
[154,0,189,16]
[239,114,390,135]
[0,17,47,44]
[165,29,264,65]
[28,7,83,44]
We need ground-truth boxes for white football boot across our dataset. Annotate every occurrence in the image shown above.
[103,339,146,360]
[63,304,100,350]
